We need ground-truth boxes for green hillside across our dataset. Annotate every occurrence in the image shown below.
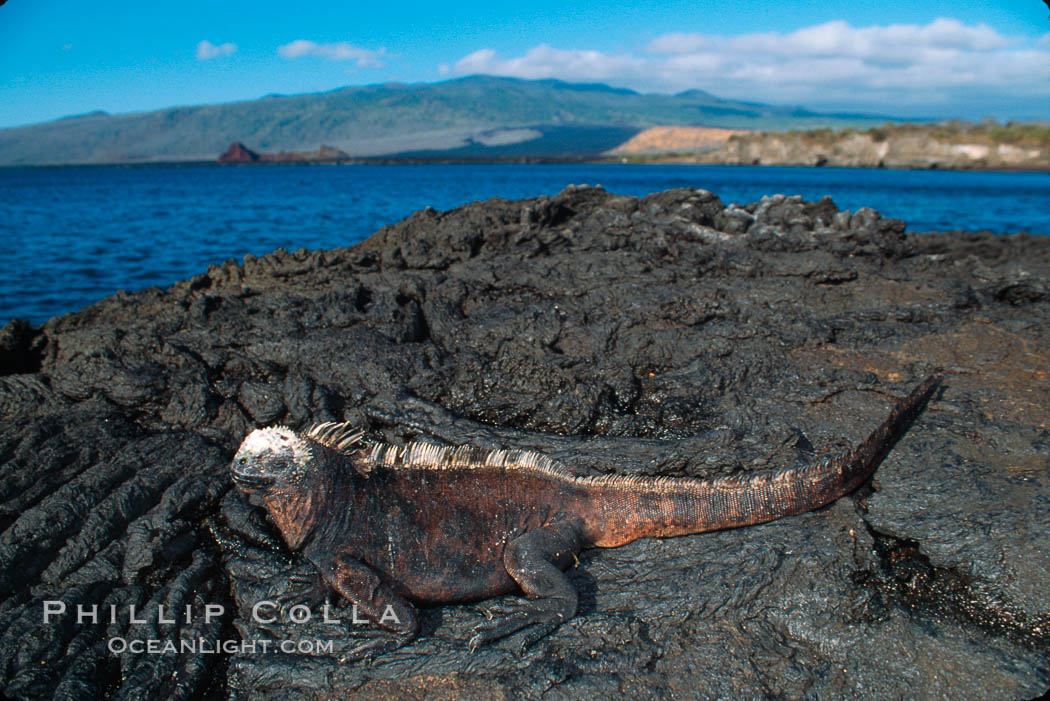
[0,75,902,165]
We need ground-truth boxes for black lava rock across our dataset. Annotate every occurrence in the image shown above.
[2,186,1049,699]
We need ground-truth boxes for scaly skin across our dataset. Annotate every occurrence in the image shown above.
[231,376,938,652]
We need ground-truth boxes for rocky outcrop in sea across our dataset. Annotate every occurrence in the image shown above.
[1,186,1048,699]
[218,141,351,164]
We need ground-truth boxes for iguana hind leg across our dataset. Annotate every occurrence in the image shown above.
[470,522,584,650]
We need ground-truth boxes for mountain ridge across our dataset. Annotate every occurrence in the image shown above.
[0,75,904,165]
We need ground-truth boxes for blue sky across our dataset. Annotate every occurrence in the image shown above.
[1,0,1048,128]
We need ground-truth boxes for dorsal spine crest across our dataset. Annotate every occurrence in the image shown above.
[306,421,367,452]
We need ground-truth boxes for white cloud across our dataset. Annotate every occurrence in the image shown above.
[278,40,386,68]
[196,40,237,61]
[448,19,1050,117]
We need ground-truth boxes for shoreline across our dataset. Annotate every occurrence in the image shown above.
[2,158,1049,173]
[3,167,1048,324]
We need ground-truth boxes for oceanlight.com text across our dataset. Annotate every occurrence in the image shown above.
[107,637,335,655]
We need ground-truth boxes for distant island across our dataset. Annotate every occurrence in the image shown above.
[2,74,1046,171]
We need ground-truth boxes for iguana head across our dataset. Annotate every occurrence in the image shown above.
[231,425,324,549]
[231,426,312,496]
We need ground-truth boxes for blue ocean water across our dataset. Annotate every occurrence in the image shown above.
[1,163,1048,325]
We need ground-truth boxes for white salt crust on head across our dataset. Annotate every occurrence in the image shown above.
[238,426,312,469]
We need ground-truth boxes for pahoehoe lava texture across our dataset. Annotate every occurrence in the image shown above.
[1,186,1049,699]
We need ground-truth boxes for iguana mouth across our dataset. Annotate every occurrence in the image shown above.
[231,471,275,490]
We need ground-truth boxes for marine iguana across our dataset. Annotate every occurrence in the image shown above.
[230,376,938,654]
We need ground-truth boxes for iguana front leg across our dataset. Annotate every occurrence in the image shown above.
[316,550,420,659]
[274,563,329,612]
[470,522,584,650]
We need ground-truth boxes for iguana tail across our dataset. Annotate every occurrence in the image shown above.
[581,376,939,548]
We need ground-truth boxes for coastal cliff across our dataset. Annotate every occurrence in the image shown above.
[1,187,1048,699]
[612,122,1050,170]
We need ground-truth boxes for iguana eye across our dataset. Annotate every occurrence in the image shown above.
[238,457,248,465]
